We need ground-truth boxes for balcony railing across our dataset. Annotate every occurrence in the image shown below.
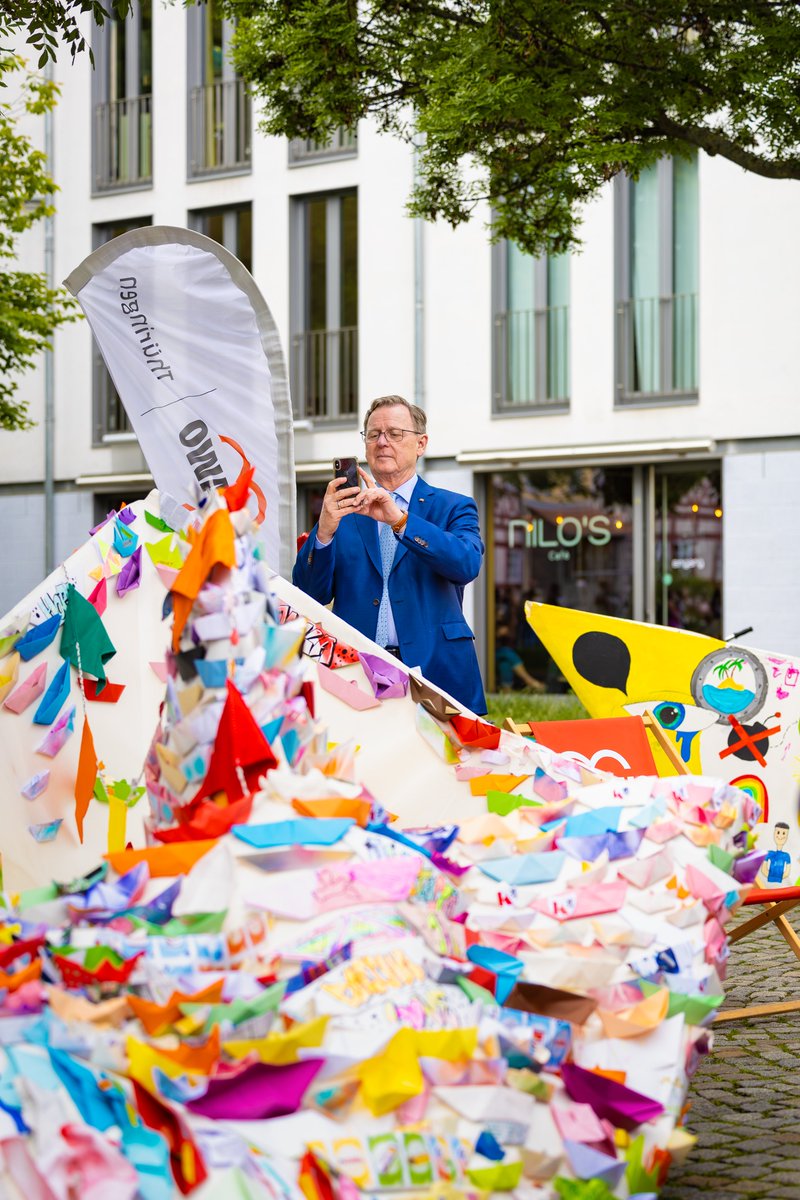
[616,293,698,402]
[189,79,251,177]
[494,305,570,411]
[93,351,133,442]
[291,327,358,421]
[288,127,358,165]
[93,95,152,191]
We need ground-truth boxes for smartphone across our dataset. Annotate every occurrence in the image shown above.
[333,456,359,492]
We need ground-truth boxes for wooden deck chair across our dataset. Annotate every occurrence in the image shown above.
[714,885,800,1022]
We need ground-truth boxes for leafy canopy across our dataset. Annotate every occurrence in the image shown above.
[0,54,80,431]
[0,1,131,67]
[225,0,800,253]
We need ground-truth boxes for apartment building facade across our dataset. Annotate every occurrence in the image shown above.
[4,0,800,690]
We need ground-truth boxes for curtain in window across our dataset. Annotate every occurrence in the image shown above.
[506,242,536,404]
[296,194,358,419]
[102,0,152,184]
[673,154,699,390]
[547,254,569,401]
[631,164,660,392]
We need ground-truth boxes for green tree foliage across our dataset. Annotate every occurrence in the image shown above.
[0,1,130,67]
[225,0,800,253]
[0,54,80,431]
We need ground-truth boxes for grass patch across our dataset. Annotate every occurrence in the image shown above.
[486,692,589,727]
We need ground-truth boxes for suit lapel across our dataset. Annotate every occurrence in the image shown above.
[356,514,383,576]
[391,476,435,571]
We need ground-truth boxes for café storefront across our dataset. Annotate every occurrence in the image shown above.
[485,461,723,692]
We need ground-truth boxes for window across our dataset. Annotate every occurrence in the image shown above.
[488,467,633,691]
[615,154,698,402]
[92,218,152,443]
[92,0,152,191]
[93,490,150,529]
[655,466,722,639]
[296,482,326,538]
[288,127,358,166]
[290,191,358,422]
[485,458,722,691]
[493,243,570,412]
[188,204,252,273]
[187,0,250,177]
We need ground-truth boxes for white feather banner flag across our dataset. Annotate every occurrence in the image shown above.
[64,226,296,574]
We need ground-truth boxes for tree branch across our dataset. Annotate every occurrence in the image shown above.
[652,112,800,178]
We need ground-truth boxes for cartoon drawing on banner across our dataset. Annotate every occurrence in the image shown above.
[756,821,792,887]
[690,647,769,723]
[526,600,800,875]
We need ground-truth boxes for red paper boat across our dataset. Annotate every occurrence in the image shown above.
[52,949,145,988]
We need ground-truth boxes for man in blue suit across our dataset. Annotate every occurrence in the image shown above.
[293,395,486,714]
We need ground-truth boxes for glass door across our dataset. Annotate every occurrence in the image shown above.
[654,464,723,638]
[488,466,634,691]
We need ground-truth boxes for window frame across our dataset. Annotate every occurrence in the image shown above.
[288,127,358,166]
[91,0,153,194]
[187,202,253,274]
[289,188,359,427]
[186,0,251,180]
[614,157,699,407]
[491,241,571,416]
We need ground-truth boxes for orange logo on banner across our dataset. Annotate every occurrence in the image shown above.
[220,434,267,525]
[529,716,658,779]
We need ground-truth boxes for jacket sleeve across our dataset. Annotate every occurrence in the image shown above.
[291,525,336,604]
[401,496,484,585]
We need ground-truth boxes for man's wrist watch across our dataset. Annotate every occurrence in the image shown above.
[391,511,409,536]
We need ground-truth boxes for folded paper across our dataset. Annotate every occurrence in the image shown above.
[358,652,409,700]
[36,704,76,755]
[32,658,70,725]
[3,663,47,713]
[60,584,116,692]
[317,663,381,711]
[15,613,62,661]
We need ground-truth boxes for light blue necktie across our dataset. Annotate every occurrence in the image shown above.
[375,496,399,647]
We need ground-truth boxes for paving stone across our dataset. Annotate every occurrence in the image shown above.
[659,905,800,1199]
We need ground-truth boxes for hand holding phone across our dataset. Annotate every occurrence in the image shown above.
[318,456,362,541]
[333,456,360,492]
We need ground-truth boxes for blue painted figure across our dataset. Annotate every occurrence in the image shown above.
[757,821,792,887]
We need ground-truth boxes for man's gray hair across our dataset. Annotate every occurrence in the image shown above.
[363,395,427,435]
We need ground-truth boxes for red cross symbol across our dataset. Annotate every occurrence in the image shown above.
[719,715,781,768]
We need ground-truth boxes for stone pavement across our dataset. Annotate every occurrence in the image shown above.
[661,906,800,1200]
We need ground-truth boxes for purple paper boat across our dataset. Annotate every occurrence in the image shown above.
[116,546,142,597]
[68,861,150,919]
[733,850,766,884]
[186,1058,324,1120]
[358,651,409,700]
[561,1063,664,1131]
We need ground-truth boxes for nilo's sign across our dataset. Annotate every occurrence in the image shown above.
[65,227,296,575]
[507,514,612,561]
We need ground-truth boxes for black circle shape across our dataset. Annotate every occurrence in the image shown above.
[572,631,631,694]
[726,721,771,762]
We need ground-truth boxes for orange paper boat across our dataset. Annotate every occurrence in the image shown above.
[105,840,218,877]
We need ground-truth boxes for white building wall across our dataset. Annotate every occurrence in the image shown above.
[723,449,800,658]
[0,495,47,615]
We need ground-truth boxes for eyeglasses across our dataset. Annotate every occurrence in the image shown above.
[361,427,420,444]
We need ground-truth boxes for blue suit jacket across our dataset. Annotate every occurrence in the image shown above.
[292,476,486,714]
